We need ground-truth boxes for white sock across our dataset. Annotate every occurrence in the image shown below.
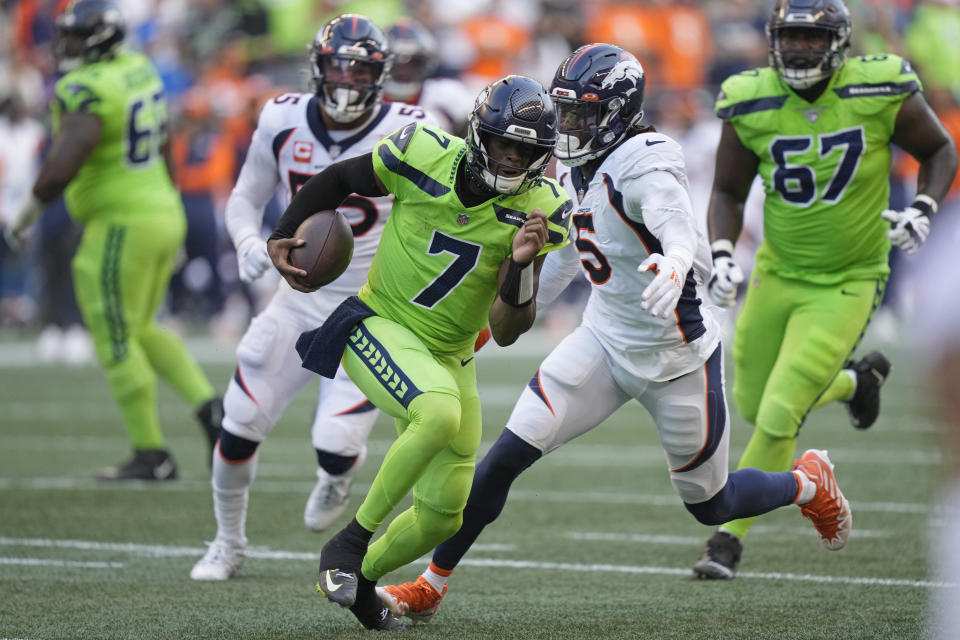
[421,566,449,594]
[844,369,857,398]
[793,469,816,504]
[211,451,259,548]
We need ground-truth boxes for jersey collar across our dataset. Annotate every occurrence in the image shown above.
[306,98,391,159]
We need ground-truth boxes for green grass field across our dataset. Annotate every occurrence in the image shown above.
[0,329,950,639]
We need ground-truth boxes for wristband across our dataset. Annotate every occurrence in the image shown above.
[499,258,534,307]
[912,194,938,217]
[710,239,735,259]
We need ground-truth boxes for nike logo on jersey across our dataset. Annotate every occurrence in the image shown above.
[645,139,665,146]
[840,290,860,296]
[460,357,474,367]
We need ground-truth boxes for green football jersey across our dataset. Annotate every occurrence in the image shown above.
[716,54,922,284]
[366,123,572,354]
[52,51,182,225]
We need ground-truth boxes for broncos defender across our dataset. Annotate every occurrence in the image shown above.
[268,75,571,630]
[189,14,440,581]
[694,0,958,579]
[379,44,854,624]
[5,0,221,480]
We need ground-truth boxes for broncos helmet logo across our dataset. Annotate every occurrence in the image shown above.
[600,59,645,98]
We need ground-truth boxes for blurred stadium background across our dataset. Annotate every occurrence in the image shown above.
[1,1,959,638]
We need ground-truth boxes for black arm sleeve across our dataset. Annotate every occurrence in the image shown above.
[268,152,385,240]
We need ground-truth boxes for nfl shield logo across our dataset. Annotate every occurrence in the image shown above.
[457,213,470,225]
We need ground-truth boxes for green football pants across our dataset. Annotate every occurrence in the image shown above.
[340,315,482,581]
[72,216,214,450]
[722,265,884,540]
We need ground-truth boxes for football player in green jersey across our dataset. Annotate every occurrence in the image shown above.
[693,0,958,579]
[4,0,221,481]
[266,75,571,630]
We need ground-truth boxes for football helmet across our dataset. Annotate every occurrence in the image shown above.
[310,14,392,123]
[55,0,126,73]
[767,0,851,89]
[549,43,646,167]
[466,75,557,195]
[384,18,438,102]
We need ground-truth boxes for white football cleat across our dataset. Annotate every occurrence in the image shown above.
[304,447,367,532]
[190,539,245,581]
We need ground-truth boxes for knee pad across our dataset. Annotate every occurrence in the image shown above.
[414,498,463,543]
[104,351,155,401]
[218,428,260,462]
[408,392,462,451]
[684,491,729,526]
[222,375,274,441]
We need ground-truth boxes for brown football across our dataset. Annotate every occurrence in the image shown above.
[288,211,354,290]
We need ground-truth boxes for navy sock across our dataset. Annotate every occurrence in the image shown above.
[316,449,358,475]
[218,429,260,462]
[433,429,541,570]
[684,468,798,526]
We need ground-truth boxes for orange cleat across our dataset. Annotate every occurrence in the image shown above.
[377,576,447,624]
[794,449,852,550]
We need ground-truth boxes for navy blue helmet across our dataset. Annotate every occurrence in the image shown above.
[310,14,392,123]
[767,0,852,89]
[549,43,646,167]
[55,0,126,73]
[384,17,438,101]
[466,75,557,195]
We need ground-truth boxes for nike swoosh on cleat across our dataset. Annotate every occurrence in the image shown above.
[645,139,666,146]
[460,357,474,367]
[323,570,343,592]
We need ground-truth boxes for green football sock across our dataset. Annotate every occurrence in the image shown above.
[104,346,164,450]
[720,429,796,541]
[812,368,856,409]
[140,324,215,406]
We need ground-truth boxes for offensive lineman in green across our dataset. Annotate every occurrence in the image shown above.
[693,0,958,579]
[267,75,571,630]
[4,0,221,480]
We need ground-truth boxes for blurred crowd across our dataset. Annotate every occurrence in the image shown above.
[2,0,959,360]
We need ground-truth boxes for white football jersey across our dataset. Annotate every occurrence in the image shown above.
[417,77,475,134]
[555,131,720,381]
[227,93,438,309]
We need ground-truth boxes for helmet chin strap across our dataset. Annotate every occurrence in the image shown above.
[323,87,366,123]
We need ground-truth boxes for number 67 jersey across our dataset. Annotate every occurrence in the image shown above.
[716,54,922,285]
[53,51,183,225]
[228,91,438,321]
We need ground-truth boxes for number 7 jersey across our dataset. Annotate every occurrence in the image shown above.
[52,52,181,224]
[716,54,922,284]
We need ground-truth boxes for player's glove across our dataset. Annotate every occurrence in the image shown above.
[3,194,43,252]
[707,239,743,308]
[639,253,685,319]
[881,195,937,256]
[236,235,272,283]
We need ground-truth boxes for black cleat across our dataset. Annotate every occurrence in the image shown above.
[844,351,892,430]
[318,568,359,607]
[95,449,178,481]
[316,524,369,607]
[348,576,406,631]
[196,396,223,463]
[692,530,742,580]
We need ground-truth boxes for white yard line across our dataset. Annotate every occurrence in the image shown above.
[0,557,124,569]
[0,477,939,514]
[0,536,950,589]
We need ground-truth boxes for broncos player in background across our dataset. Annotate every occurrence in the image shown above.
[694,0,958,579]
[378,44,854,624]
[383,17,474,137]
[268,74,571,630]
[189,14,439,581]
[4,0,221,481]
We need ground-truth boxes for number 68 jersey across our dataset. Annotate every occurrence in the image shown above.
[228,91,438,309]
